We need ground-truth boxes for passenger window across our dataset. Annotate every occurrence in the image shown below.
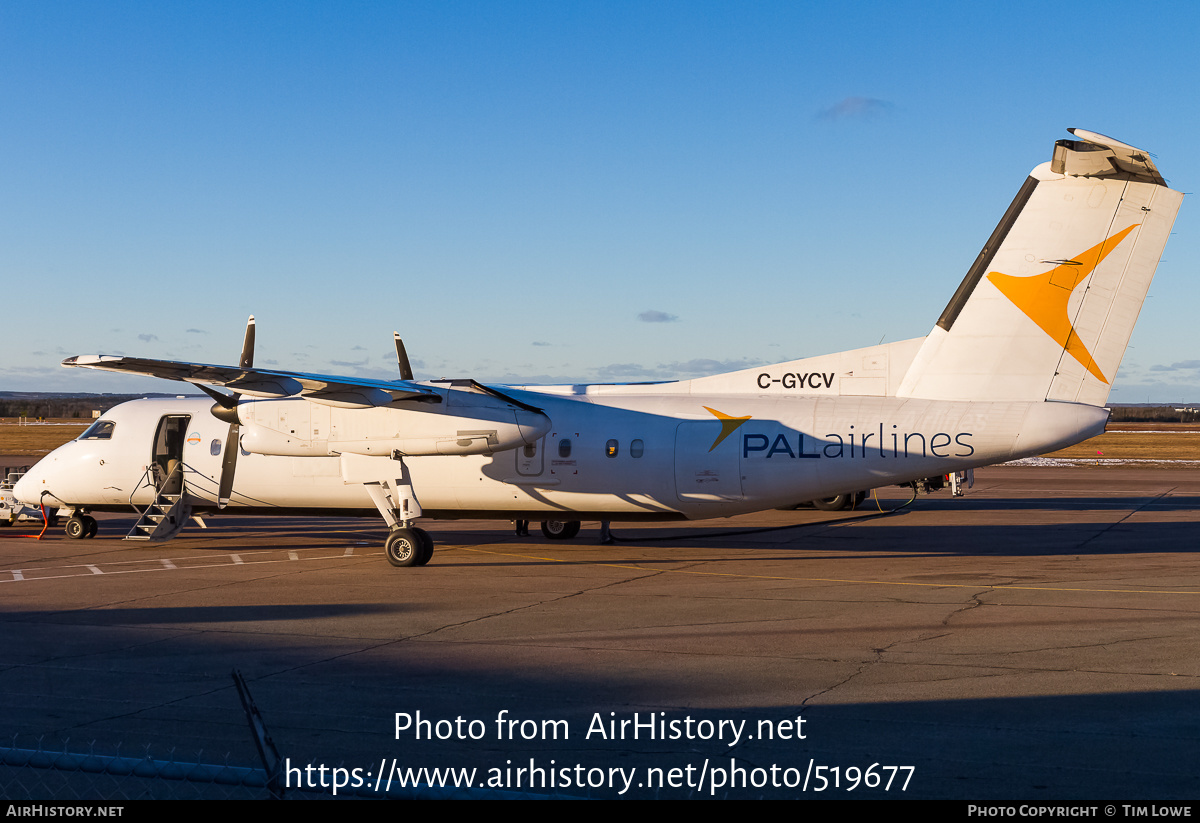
[606,439,618,458]
[558,439,572,458]
[524,443,537,458]
[210,439,222,456]
[79,420,115,440]
[630,439,644,458]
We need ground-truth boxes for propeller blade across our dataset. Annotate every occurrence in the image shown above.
[394,333,414,381]
[240,315,255,369]
[218,315,255,506]
[217,422,239,509]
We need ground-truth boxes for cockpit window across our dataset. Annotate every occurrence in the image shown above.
[79,420,115,440]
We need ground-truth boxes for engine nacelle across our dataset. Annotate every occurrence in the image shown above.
[236,396,550,457]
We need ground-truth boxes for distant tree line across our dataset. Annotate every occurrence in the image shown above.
[1109,406,1200,423]
[0,397,145,419]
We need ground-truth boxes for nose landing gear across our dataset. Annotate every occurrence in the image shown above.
[65,513,99,539]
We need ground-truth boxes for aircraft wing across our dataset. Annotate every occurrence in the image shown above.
[62,354,441,408]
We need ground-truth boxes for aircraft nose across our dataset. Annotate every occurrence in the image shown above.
[11,471,39,505]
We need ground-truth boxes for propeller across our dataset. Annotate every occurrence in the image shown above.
[198,316,254,509]
[394,332,414,381]
[205,323,415,508]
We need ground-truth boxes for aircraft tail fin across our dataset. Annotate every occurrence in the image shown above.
[897,130,1183,406]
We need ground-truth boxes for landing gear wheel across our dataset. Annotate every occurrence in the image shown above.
[65,516,87,539]
[541,520,581,540]
[854,491,867,507]
[83,516,99,538]
[413,527,434,566]
[385,528,422,567]
[812,494,853,512]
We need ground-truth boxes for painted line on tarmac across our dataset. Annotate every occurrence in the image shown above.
[0,547,381,582]
[456,546,1200,596]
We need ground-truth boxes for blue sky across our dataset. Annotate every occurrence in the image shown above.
[3,1,1199,401]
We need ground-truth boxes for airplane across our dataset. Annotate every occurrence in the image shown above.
[13,129,1183,567]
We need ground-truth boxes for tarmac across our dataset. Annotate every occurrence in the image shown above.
[1,463,1198,799]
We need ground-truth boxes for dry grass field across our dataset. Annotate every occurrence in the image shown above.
[1038,425,1200,463]
[0,419,90,455]
[3,418,1200,463]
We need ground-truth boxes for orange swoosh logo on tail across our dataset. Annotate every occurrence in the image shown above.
[986,224,1138,384]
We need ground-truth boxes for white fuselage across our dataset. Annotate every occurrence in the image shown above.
[16,387,1108,522]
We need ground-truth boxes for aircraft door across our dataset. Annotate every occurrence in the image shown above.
[150,415,191,495]
[515,437,545,477]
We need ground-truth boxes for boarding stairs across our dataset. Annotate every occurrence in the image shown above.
[125,463,194,541]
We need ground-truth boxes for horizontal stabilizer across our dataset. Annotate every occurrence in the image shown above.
[1058,129,1166,185]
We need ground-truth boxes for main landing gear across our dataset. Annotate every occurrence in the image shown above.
[385,527,434,568]
[540,520,581,540]
[357,454,437,569]
[65,513,99,539]
[811,491,868,511]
